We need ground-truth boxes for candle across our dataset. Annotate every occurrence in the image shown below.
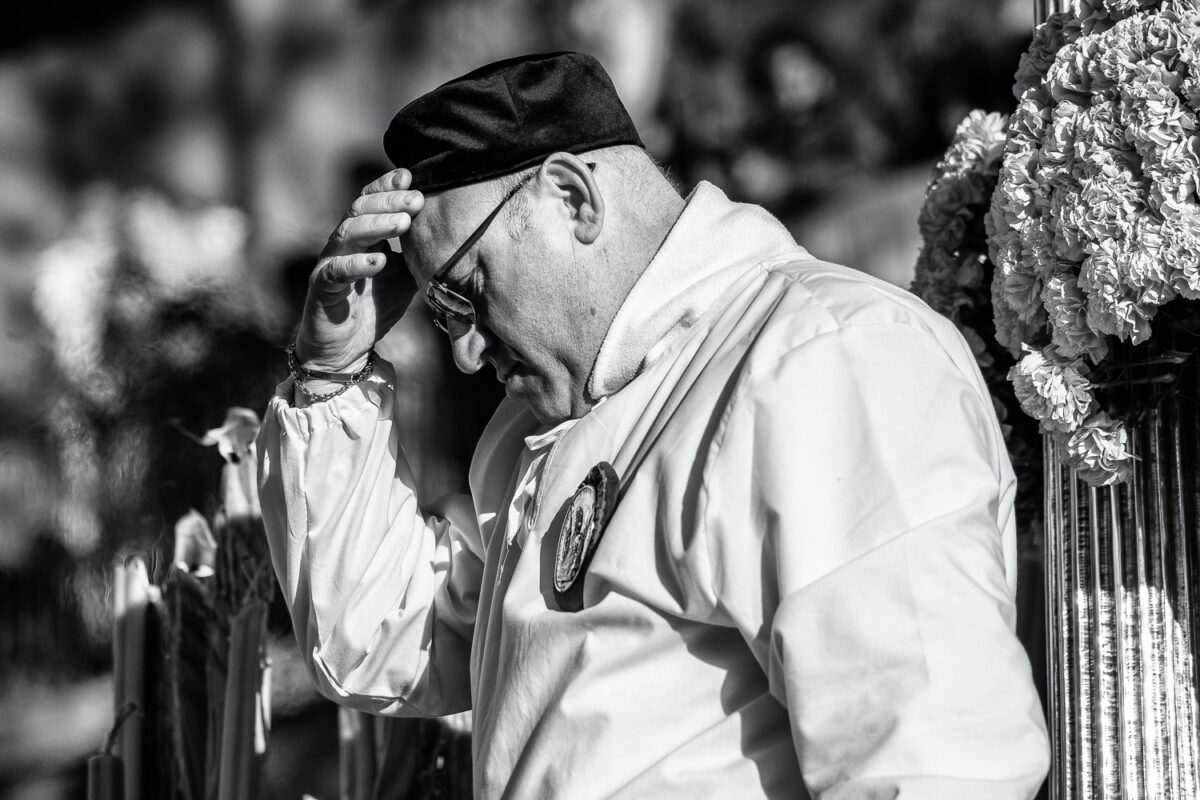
[87,753,124,800]
[338,708,377,800]
[218,600,268,800]
[113,557,150,800]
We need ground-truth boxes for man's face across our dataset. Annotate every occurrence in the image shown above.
[402,180,595,425]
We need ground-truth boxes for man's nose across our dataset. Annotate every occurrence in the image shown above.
[449,323,489,374]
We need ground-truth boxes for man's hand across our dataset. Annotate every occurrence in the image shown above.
[294,168,424,372]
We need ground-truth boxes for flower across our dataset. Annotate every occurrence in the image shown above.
[992,271,1046,356]
[1060,411,1136,484]
[954,113,1010,162]
[199,407,261,464]
[1163,206,1200,296]
[1079,245,1157,343]
[1078,0,1160,36]
[1076,100,1126,153]
[1002,267,1049,326]
[1015,12,1076,97]
[1043,273,1109,361]
[1009,347,1097,433]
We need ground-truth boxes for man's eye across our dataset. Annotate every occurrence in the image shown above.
[442,267,473,296]
[449,261,486,301]
[469,265,487,299]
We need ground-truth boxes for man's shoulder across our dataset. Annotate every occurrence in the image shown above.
[739,256,964,360]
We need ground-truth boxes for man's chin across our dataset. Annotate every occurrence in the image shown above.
[525,400,570,427]
[520,390,590,427]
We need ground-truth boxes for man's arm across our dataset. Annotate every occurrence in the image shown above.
[256,169,481,716]
[257,360,482,717]
[704,320,1049,798]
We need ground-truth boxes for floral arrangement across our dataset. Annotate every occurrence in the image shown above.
[987,0,1200,485]
[912,110,1043,529]
[913,110,1009,341]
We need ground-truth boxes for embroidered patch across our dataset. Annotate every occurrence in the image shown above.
[553,461,618,610]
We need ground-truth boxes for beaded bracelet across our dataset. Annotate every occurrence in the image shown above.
[286,342,377,403]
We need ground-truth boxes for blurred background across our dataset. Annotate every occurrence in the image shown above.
[1,0,1034,797]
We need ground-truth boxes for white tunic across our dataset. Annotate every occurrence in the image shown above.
[257,183,1050,799]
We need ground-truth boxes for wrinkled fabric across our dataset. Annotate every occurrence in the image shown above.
[258,182,1049,799]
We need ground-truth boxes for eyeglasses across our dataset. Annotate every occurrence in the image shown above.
[423,163,595,334]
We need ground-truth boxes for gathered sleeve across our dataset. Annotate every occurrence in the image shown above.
[702,321,1050,799]
[256,359,483,716]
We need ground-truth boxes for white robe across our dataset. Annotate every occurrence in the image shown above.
[257,183,1050,799]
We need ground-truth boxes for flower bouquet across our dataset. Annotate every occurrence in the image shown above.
[987,0,1200,485]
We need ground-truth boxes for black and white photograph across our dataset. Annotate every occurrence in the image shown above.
[5,1,1199,798]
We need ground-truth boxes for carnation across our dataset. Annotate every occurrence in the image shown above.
[1060,411,1136,484]
[993,275,1050,357]
[1162,206,1200,297]
[1014,13,1076,97]
[1009,347,1097,433]
[1078,246,1157,343]
[1043,273,1109,361]
[1078,0,1161,36]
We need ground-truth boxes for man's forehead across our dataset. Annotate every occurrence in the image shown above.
[402,185,483,279]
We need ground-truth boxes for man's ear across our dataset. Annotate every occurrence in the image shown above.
[536,152,604,244]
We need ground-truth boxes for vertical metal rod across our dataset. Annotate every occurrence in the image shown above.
[1172,390,1200,796]
[1142,410,1173,799]
[1035,0,1050,27]
[1113,471,1143,797]
[1059,452,1077,800]
[1045,434,1064,800]
[1155,408,1182,798]
[1072,472,1094,799]
[1132,430,1158,798]
[1092,484,1120,796]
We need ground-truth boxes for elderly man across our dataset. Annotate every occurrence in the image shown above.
[258,52,1049,798]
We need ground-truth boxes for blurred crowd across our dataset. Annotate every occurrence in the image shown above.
[0,0,1033,797]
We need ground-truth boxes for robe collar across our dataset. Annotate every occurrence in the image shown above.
[586,181,804,400]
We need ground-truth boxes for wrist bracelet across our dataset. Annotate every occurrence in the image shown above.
[286,343,376,383]
[286,342,377,404]
[294,379,355,404]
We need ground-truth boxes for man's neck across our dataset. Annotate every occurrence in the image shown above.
[577,186,687,406]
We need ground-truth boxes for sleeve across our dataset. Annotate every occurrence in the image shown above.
[702,322,1050,799]
[256,358,484,717]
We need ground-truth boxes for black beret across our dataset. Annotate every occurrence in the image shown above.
[384,52,644,194]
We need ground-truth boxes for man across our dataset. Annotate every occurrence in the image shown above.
[258,52,1049,798]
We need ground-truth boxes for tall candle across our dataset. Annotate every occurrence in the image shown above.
[113,557,149,800]
[87,753,124,800]
[218,600,268,800]
[338,708,377,800]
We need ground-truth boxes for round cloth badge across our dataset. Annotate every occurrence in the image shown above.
[553,461,619,612]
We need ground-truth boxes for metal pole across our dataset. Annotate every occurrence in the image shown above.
[1035,0,1050,27]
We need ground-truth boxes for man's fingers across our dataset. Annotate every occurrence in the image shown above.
[349,190,424,217]
[330,212,413,249]
[312,251,388,287]
[360,168,412,196]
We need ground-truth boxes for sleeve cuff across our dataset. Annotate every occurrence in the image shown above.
[266,357,398,443]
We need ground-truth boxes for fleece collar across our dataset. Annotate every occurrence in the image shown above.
[586,182,803,399]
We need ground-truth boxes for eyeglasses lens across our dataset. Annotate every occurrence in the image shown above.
[427,281,474,332]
